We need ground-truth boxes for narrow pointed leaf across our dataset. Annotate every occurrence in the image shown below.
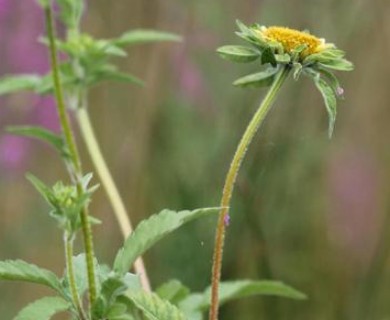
[127,291,186,320]
[318,59,354,71]
[26,174,53,205]
[217,45,260,63]
[13,296,70,320]
[233,68,278,88]
[0,75,41,95]
[314,77,337,138]
[114,30,181,46]
[0,260,62,293]
[315,67,344,98]
[6,126,66,156]
[113,207,220,275]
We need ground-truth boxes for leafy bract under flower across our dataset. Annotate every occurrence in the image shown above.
[217,20,354,137]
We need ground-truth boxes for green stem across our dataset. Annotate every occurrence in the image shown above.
[64,232,87,320]
[209,66,290,320]
[75,106,151,292]
[45,6,97,307]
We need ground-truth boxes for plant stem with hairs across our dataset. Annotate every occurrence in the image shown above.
[64,232,87,320]
[45,5,97,307]
[209,66,290,320]
[75,102,151,292]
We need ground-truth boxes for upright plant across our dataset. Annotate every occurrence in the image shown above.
[0,1,328,319]
[209,21,353,320]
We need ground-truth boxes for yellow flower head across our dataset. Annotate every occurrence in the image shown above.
[217,20,354,137]
[258,26,333,57]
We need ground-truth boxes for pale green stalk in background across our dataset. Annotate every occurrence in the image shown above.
[76,104,151,291]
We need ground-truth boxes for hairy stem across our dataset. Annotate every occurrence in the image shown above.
[45,6,97,307]
[64,232,87,320]
[209,66,290,320]
[75,106,151,292]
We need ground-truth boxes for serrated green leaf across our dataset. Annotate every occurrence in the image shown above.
[114,207,220,275]
[156,280,190,305]
[6,126,67,157]
[314,77,337,138]
[13,296,70,320]
[180,280,306,313]
[127,291,186,320]
[0,75,41,95]
[233,68,278,88]
[217,45,260,63]
[0,260,62,293]
[114,30,181,46]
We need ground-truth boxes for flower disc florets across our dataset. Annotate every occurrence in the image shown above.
[259,26,332,58]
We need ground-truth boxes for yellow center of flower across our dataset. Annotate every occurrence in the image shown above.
[261,26,324,56]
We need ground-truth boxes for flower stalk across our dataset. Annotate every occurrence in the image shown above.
[44,5,97,307]
[209,66,290,320]
[75,105,151,292]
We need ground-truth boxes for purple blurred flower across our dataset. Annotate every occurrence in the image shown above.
[327,148,381,268]
[0,0,59,172]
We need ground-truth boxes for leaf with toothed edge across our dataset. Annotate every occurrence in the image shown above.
[13,296,71,320]
[0,260,63,294]
[113,207,220,275]
[126,290,186,320]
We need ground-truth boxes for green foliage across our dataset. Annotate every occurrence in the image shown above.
[0,75,41,95]
[314,77,337,138]
[179,280,306,318]
[13,296,71,320]
[56,0,85,29]
[233,67,279,87]
[113,208,220,275]
[113,29,181,46]
[26,173,99,233]
[92,273,141,319]
[0,260,63,293]
[156,280,190,305]
[126,290,186,320]
[6,126,69,158]
[217,45,260,63]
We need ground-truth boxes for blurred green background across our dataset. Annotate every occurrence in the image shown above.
[1,0,390,319]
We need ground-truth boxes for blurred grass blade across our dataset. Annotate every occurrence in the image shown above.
[114,29,181,46]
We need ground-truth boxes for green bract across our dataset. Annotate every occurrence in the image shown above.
[217,20,354,137]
